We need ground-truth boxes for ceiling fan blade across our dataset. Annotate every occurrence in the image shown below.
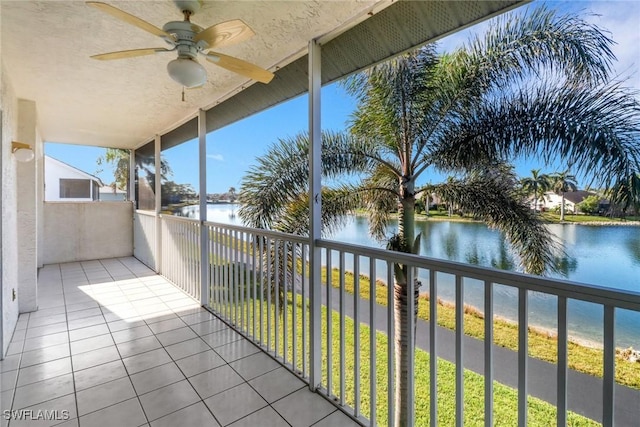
[204,52,274,84]
[193,19,255,49]
[91,48,171,60]
[87,2,173,39]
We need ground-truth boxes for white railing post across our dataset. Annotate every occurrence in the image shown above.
[518,289,528,427]
[199,109,209,306]
[154,134,162,273]
[308,37,322,390]
[603,305,615,427]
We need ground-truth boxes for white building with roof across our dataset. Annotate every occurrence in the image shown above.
[44,155,103,201]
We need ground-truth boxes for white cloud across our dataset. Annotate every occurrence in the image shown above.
[207,154,224,161]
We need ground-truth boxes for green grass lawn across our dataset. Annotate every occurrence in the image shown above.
[362,209,640,224]
[210,288,600,426]
[322,268,640,390]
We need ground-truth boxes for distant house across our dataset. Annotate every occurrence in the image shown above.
[539,190,600,214]
[44,155,103,202]
[99,184,127,201]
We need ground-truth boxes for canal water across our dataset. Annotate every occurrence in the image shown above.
[202,204,640,348]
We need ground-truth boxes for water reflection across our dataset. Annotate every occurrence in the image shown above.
[490,238,515,271]
[206,205,640,347]
[627,235,640,265]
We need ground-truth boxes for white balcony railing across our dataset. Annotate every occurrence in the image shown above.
[136,216,640,427]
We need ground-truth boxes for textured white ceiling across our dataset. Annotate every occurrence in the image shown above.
[1,1,382,149]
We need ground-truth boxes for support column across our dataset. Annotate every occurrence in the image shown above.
[129,149,135,204]
[198,109,209,306]
[308,39,322,390]
[16,99,38,313]
[155,134,162,273]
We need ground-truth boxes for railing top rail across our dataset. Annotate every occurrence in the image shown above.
[317,238,640,311]
[135,210,157,217]
[204,221,310,245]
[159,214,201,224]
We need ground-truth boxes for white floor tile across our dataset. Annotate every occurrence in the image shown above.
[228,352,280,381]
[204,383,267,426]
[164,338,211,361]
[122,348,172,375]
[138,380,200,421]
[228,406,289,427]
[73,359,128,391]
[116,335,163,359]
[71,345,120,371]
[76,377,136,416]
[12,374,74,409]
[17,357,72,387]
[155,327,198,347]
[188,365,244,400]
[248,367,305,403]
[150,401,220,427]
[272,388,337,427]
[175,350,225,378]
[130,362,185,395]
[78,397,146,427]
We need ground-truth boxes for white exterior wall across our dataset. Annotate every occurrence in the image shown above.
[16,99,39,313]
[42,202,133,264]
[44,156,97,202]
[541,192,576,213]
[1,63,21,357]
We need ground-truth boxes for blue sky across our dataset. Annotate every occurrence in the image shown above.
[46,0,640,194]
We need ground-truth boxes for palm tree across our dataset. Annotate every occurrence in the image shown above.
[609,173,640,216]
[97,148,172,201]
[521,169,552,213]
[551,170,578,221]
[238,7,640,426]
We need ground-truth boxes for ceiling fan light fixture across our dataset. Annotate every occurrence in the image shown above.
[167,57,207,88]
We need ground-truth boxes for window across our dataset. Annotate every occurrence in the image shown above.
[60,179,91,198]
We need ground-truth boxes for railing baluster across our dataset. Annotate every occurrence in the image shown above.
[429,269,437,427]
[518,288,528,427]
[235,230,241,327]
[259,236,265,346]
[603,305,615,427]
[354,254,361,417]
[455,275,464,427]
[267,237,272,352]
[406,265,415,427]
[387,262,395,427]
[302,243,308,378]
[292,243,298,372]
[283,241,289,365]
[484,281,494,427]
[369,258,377,426]
[327,249,333,397]
[275,239,281,358]
[340,250,346,406]
[252,233,257,339]
[557,295,568,427]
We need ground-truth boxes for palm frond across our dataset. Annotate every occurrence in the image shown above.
[434,81,640,189]
[434,175,560,275]
[464,5,615,88]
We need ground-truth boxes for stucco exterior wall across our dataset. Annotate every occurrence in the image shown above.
[17,99,39,313]
[1,63,20,356]
[42,202,134,264]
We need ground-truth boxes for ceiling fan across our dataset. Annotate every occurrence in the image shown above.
[87,0,274,88]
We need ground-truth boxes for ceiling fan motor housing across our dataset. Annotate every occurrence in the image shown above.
[163,21,208,58]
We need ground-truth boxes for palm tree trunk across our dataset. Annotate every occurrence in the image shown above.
[394,195,419,426]
[394,274,420,426]
[561,192,566,221]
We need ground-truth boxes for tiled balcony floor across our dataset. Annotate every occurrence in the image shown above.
[1,257,357,427]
